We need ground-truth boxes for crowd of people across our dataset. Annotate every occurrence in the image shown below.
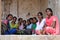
[1,8,59,35]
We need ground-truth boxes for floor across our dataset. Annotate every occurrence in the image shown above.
[0,35,60,40]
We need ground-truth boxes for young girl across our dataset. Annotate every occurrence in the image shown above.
[10,16,18,29]
[18,18,24,30]
[35,12,45,35]
[23,20,26,29]
[7,16,18,34]
[32,17,37,34]
[25,19,32,35]
[2,14,13,34]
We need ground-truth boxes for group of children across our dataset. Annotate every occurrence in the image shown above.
[1,8,59,35]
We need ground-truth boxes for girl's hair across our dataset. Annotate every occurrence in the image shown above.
[29,18,33,23]
[29,18,33,20]
[45,8,53,16]
[23,20,26,23]
[27,19,31,24]
[37,12,43,18]
[18,18,23,21]
[33,17,38,22]
[13,16,17,20]
[6,14,13,19]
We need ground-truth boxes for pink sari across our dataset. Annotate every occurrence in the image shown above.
[45,16,59,35]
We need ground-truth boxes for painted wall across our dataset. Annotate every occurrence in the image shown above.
[48,0,60,24]
[18,0,41,19]
[1,0,60,35]
[1,0,60,22]
[2,0,48,20]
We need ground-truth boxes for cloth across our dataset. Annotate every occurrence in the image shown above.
[26,23,33,29]
[45,16,59,35]
[36,19,45,30]
[35,19,45,35]
[32,23,36,30]
[19,23,24,30]
[10,23,18,29]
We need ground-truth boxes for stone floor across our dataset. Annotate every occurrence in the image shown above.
[0,35,60,40]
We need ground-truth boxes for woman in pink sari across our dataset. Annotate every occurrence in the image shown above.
[44,8,59,35]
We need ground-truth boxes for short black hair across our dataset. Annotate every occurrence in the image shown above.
[29,18,33,20]
[6,14,13,19]
[27,19,30,22]
[13,16,17,20]
[45,8,53,16]
[33,17,38,22]
[18,18,23,21]
[37,12,43,18]
[23,20,26,23]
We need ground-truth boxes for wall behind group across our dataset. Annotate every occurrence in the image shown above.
[2,0,48,20]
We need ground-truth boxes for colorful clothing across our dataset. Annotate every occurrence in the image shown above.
[26,23,33,29]
[32,23,36,30]
[36,19,45,30]
[19,23,24,30]
[45,16,59,35]
[35,19,45,35]
[10,23,18,29]
[5,28,17,34]
[2,20,8,25]
[2,20,10,29]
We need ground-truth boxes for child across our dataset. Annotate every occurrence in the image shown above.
[3,14,13,34]
[18,18,24,30]
[32,17,37,34]
[35,12,45,35]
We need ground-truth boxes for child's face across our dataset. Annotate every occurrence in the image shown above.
[33,19,36,23]
[30,19,33,23]
[23,20,26,24]
[37,14,42,19]
[13,18,17,22]
[19,19,23,23]
[8,16,13,21]
[26,20,30,25]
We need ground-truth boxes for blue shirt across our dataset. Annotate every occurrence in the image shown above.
[26,24,33,29]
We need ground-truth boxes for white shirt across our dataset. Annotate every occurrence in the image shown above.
[36,18,46,30]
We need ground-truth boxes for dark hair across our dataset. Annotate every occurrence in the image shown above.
[13,16,17,20]
[18,18,23,21]
[33,17,38,22]
[29,18,33,20]
[37,12,43,18]
[23,20,26,23]
[45,8,53,16]
[27,19,30,22]
[6,14,13,19]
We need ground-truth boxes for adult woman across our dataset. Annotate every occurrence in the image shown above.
[35,12,45,35]
[44,8,59,35]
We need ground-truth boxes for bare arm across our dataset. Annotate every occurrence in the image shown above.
[51,21,56,28]
[51,18,56,28]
